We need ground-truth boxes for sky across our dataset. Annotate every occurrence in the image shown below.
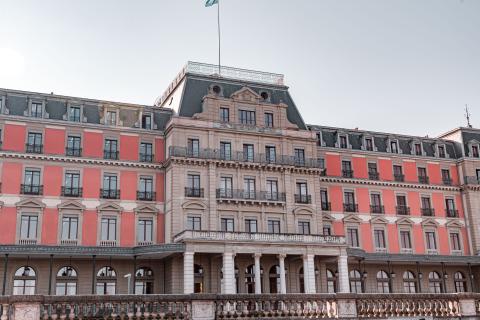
[0,0,479,137]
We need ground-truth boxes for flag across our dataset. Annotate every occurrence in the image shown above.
[205,0,218,7]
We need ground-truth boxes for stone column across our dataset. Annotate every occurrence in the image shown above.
[278,254,287,294]
[337,253,350,293]
[184,252,194,294]
[304,254,316,293]
[254,253,262,294]
[222,252,236,294]
[303,255,310,293]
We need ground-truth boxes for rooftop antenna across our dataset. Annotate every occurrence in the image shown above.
[465,104,472,128]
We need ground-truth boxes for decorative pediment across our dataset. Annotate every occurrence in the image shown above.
[181,200,207,210]
[16,198,45,209]
[396,217,414,225]
[230,87,261,103]
[57,200,85,211]
[370,216,389,225]
[134,204,159,215]
[445,220,463,228]
[293,206,314,216]
[322,212,335,222]
[343,214,363,223]
[97,202,123,213]
[421,218,439,227]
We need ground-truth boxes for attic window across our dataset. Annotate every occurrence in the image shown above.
[260,91,269,101]
[212,85,221,95]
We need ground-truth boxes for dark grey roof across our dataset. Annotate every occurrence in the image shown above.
[462,131,480,156]
[177,75,307,130]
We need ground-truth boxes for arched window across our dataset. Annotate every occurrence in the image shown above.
[403,271,416,293]
[349,270,362,293]
[194,264,204,293]
[269,265,280,294]
[135,267,154,294]
[13,266,36,295]
[376,270,390,293]
[326,269,336,293]
[245,264,263,294]
[56,266,77,295]
[96,266,116,295]
[428,271,443,293]
[454,272,466,293]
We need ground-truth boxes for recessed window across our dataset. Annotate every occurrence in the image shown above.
[187,216,201,230]
[187,138,200,157]
[245,219,257,233]
[20,215,38,242]
[298,221,310,235]
[68,106,81,122]
[260,91,269,100]
[219,107,229,122]
[425,231,437,251]
[267,219,281,234]
[61,216,78,241]
[390,141,398,153]
[323,225,332,236]
[220,142,232,160]
[142,114,152,129]
[472,145,479,158]
[13,266,36,295]
[239,110,255,125]
[374,229,386,250]
[438,145,446,158]
[346,227,359,247]
[365,138,373,151]
[414,143,422,156]
[96,266,116,295]
[339,135,348,148]
[137,219,153,243]
[264,112,274,128]
[104,139,118,160]
[66,135,82,157]
[100,217,117,241]
[212,85,221,94]
[400,230,412,250]
[31,102,43,118]
[106,111,117,126]
[140,142,153,162]
[450,232,461,251]
[56,266,77,296]
[221,218,234,232]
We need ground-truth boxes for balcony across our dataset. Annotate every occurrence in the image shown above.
[137,191,156,201]
[294,194,312,204]
[394,174,405,182]
[104,150,119,160]
[139,153,154,162]
[137,240,153,246]
[60,239,78,246]
[396,205,410,215]
[61,187,83,197]
[185,187,204,198]
[321,201,331,211]
[442,178,452,186]
[20,184,43,195]
[368,172,379,180]
[25,143,43,154]
[342,170,354,178]
[18,239,37,245]
[100,189,120,199]
[65,147,82,157]
[464,176,480,185]
[421,208,435,216]
[343,203,358,213]
[168,146,323,169]
[418,176,430,184]
[216,189,286,202]
[99,240,117,247]
[446,208,459,218]
[370,205,384,214]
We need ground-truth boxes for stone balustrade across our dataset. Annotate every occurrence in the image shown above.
[0,293,479,320]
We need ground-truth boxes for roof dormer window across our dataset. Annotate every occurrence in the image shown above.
[390,140,399,154]
[339,135,348,149]
[414,143,423,156]
[437,145,446,158]
[31,102,43,118]
[260,91,270,102]
[473,145,479,158]
[467,140,480,158]
[106,110,117,126]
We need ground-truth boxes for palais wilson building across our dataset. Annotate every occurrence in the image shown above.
[0,62,479,296]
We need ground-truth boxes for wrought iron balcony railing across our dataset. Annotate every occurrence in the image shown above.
[100,189,120,199]
[61,187,83,197]
[442,178,452,186]
[104,150,119,160]
[21,184,43,195]
[216,189,286,202]
[368,172,379,180]
[139,153,154,162]
[396,205,410,215]
[342,170,354,178]
[321,201,331,211]
[370,205,384,214]
[137,191,156,201]
[65,147,82,157]
[394,174,405,182]
[185,187,204,198]
[26,143,43,154]
[421,208,435,216]
[446,208,459,218]
[343,203,358,213]
[418,176,430,184]
[294,194,312,204]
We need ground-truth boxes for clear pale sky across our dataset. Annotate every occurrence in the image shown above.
[0,0,479,136]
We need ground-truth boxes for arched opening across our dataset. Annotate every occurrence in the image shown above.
[326,269,337,293]
[349,269,362,293]
[245,264,263,294]
[56,266,77,295]
[403,271,416,293]
[135,267,154,294]
[269,265,280,293]
[428,271,443,293]
[454,271,467,293]
[96,266,116,295]
[376,270,390,293]
[13,266,36,295]
[194,264,204,293]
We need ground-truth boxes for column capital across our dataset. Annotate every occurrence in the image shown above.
[277,254,287,260]
[303,253,315,260]
[253,253,262,259]
[184,252,195,257]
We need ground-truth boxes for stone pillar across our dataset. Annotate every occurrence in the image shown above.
[304,254,316,293]
[337,253,350,293]
[278,254,287,294]
[303,255,310,293]
[222,252,235,294]
[184,252,194,294]
[254,253,262,294]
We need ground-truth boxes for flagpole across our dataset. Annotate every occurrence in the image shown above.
[217,0,221,75]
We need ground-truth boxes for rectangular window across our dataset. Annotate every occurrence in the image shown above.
[104,139,118,160]
[346,228,359,247]
[450,233,461,251]
[187,138,200,157]
[296,182,308,196]
[140,142,153,162]
[264,113,274,127]
[342,160,353,178]
[239,110,255,125]
[438,146,446,158]
[138,176,154,200]
[245,219,257,233]
[268,220,281,234]
[137,219,153,243]
[441,169,451,184]
[365,138,373,151]
[106,111,117,125]
[64,171,81,197]
[219,176,233,197]
[66,136,82,156]
[69,106,81,122]
[219,107,229,122]
[187,174,201,197]
[339,136,347,148]
[187,216,201,230]
[370,193,382,213]
[425,231,437,250]
[142,114,152,129]
[396,195,407,206]
[23,169,41,195]
[20,215,38,239]
[31,102,43,118]
[446,198,457,217]
[368,162,379,180]
[298,221,310,235]
[323,225,332,236]
[400,230,412,249]
[61,217,78,240]
[102,174,118,199]
[393,165,403,178]
[26,132,43,153]
[344,191,355,205]
[418,167,428,184]
[266,179,278,200]
[220,142,231,160]
[101,217,117,241]
[244,177,255,199]
[320,189,330,210]
[265,146,276,163]
[221,218,234,232]
[472,145,479,158]
[415,143,422,156]
[243,144,254,162]
[374,229,386,249]
[390,141,398,153]
[294,148,305,166]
